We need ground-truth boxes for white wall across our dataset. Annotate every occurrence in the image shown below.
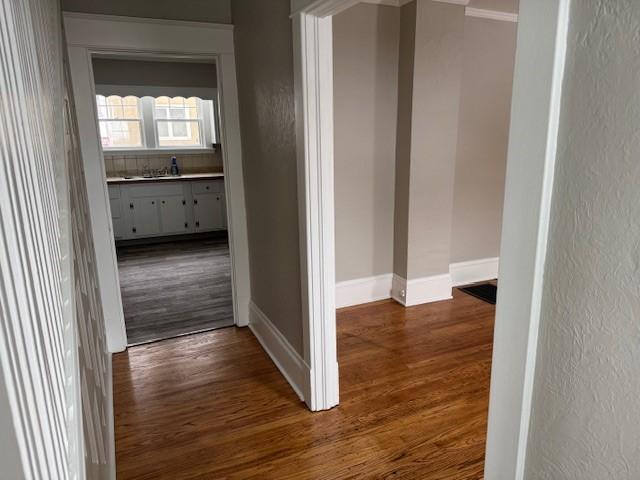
[524,1,640,478]
[333,3,399,282]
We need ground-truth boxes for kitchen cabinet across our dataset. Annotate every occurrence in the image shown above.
[108,185,127,240]
[107,178,225,241]
[160,195,189,234]
[131,198,161,236]
[192,180,226,231]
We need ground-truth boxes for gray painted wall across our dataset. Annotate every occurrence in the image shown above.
[392,1,417,279]
[61,0,232,24]
[231,0,303,354]
[399,0,465,280]
[450,17,516,263]
[525,1,640,478]
[333,4,400,282]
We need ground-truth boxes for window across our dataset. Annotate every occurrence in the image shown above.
[96,94,217,151]
[97,95,143,148]
[154,97,202,147]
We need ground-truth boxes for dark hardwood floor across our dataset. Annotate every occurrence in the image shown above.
[113,289,495,479]
[116,237,234,345]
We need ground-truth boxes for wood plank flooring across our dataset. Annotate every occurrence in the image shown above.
[116,237,234,345]
[113,289,495,479]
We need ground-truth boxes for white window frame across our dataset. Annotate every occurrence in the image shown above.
[153,97,204,147]
[99,95,218,152]
[96,94,146,150]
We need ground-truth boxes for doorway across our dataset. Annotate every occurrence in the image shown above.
[65,14,251,353]
[291,0,571,478]
[90,56,235,345]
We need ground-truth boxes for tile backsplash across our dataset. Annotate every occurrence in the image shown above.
[104,150,223,177]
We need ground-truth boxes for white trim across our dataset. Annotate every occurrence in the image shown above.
[392,274,453,307]
[359,0,407,6]
[248,302,309,402]
[335,274,393,308]
[292,12,340,411]
[64,13,234,54]
[64,14,252,354]
[62,12,234,31]
[335,258,500,309]
[484,0,572,478]
[106,355,115,479]
[432,0,470,6]
[450,257,499,286]
[101,147,217,156]
[360,0,469,6]
[465,7,518,23]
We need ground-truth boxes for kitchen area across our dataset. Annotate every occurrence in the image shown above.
[95,57,234,345]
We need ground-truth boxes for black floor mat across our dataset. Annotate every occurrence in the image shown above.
[459,283,497,305]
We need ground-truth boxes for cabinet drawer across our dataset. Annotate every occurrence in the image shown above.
[192,179,224,195]
[129,182,184,198]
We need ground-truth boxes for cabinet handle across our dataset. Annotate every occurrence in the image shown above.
[216,196,220,201]
[194,199,198,205]
[206,186,210,190]
[130,203,133,209]
[162,200,165,204]
[182,199,186,205]
[195,221,200,227]
[132,227,137,233]
[184,222,188,228]
[151,201,155,205]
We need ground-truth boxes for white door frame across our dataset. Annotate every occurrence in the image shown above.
[64,13,251,353]
[291,0,571,477]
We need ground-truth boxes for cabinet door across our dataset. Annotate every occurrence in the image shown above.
[160,196,189,234]
[193,193,224,231]
[108,196,128,240]
[131,198,161,236]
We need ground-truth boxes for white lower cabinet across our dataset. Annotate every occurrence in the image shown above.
[160,195,189,234]
[131,198,162,236]
[194,192,225,231]
[107,178,225,240]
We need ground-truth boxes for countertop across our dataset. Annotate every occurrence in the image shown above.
[106,172,224,185]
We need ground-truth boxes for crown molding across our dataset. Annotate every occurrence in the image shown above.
[360,0,469,6]
[465,7,518,22]
[62,12,234,30]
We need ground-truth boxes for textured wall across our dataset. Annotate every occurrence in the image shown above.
[231,0,303,354]
[61,0,232,24]
[525,1,640,478]
[333,3,400,282]
[450,17,516,263]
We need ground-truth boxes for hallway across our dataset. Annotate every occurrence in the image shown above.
[113,289,495,479]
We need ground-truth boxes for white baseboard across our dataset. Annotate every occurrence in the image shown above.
[107,354,116,480]
[334,257,499,309]
[450,257,499,286]
[248,301,309,402]
[335,274,393,308]
[391,273,453,307]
